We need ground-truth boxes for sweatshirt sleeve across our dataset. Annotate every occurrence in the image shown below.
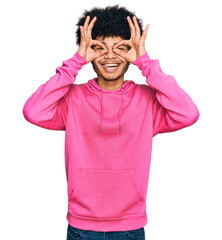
[133,52,200,137]
[23,52,87,130]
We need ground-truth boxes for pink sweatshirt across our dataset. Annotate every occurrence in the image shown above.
[23,51,199,231]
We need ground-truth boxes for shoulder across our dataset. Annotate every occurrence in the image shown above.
[134,83,154,99]
[65,83,85,101]
[69,82,84,92]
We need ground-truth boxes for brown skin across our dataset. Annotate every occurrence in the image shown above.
[91,36,130,91]
[77,15,150,91]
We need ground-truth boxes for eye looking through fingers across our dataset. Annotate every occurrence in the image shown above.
[117,45,131,51]
[92,45,106,51]
[116,45,130,51]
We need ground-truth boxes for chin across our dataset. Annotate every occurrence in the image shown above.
[92,61,129,81]
[101,72,124,81]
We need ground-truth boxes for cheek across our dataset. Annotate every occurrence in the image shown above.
[91,61,99,73]
[117,56,129,69]
[117,55,127,62]
[122,63,130,73]
[120,59,129,70]
[91,56,104,70]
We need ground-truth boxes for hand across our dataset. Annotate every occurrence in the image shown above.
[77,16,107,63]
[113,16,150,63]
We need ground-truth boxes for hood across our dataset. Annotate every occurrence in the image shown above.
[85,78,136,133]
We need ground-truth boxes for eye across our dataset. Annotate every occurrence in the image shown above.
[93,45,104,50]
[117,46,128,51]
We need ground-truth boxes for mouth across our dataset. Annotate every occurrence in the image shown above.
[101,63,121,73]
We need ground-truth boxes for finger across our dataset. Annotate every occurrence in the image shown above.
[132,16,141,38]
[94,49,108,58]
[112,48,127,59]
[83,16,90,37]
[87,16,97,39]
[141,24,150,41]
[91,40,107,49]
[127,16,135,38]
[83,15,90,28]
[79,26,86,41]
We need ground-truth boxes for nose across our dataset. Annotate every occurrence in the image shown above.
[104,47,117,59]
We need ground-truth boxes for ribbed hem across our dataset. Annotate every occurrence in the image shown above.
[66,211,147,232]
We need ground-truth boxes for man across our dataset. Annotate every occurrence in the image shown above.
[23,5,199,240]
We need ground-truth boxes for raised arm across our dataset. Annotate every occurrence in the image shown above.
[113,16,199,137]
[134,53,199,136]
[23,15,107,130]
[23,52,87,130]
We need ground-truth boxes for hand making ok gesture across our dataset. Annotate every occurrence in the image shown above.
[77,16,107,63]
[113,16,150,63]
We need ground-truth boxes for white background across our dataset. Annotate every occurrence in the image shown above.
[0,0,221,239]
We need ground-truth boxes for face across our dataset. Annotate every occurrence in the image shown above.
[91,36,130,82]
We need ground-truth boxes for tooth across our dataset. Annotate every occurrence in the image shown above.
[107,67,117,69]
[105,64,118,66]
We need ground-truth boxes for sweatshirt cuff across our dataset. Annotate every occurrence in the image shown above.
[73,51,88,65]
[133,52,151,66]
[133,52,155,77]
[59,51,88,77]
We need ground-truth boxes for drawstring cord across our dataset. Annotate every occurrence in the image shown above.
[100,86,124,133]
[118,87,124,132]
[100,87,103,132]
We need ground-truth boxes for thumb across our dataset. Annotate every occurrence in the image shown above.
[94,49,107,58]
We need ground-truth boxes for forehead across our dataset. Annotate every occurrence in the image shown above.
[95,36,124,45]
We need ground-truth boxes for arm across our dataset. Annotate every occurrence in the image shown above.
[23,15,107,130]
[113,16,199,137]
[22,52,87,130]
[134,53,200,137]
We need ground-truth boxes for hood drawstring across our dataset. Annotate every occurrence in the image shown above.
[118,87,124,132]
[100,87,103,132]
[100,86,124,133]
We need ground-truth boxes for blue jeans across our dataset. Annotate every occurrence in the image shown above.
[67,224,145,240]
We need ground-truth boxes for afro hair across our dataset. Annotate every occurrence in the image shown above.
[75,5,144,45]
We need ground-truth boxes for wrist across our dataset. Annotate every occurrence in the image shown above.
[136,48,147,60]
[77,49,86,59]
[138,52,147,59]
[133,52,150,66]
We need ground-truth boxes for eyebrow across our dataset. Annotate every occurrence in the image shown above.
[94,41,130,50]
[101,42,118,46]
[101,42,129,49]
